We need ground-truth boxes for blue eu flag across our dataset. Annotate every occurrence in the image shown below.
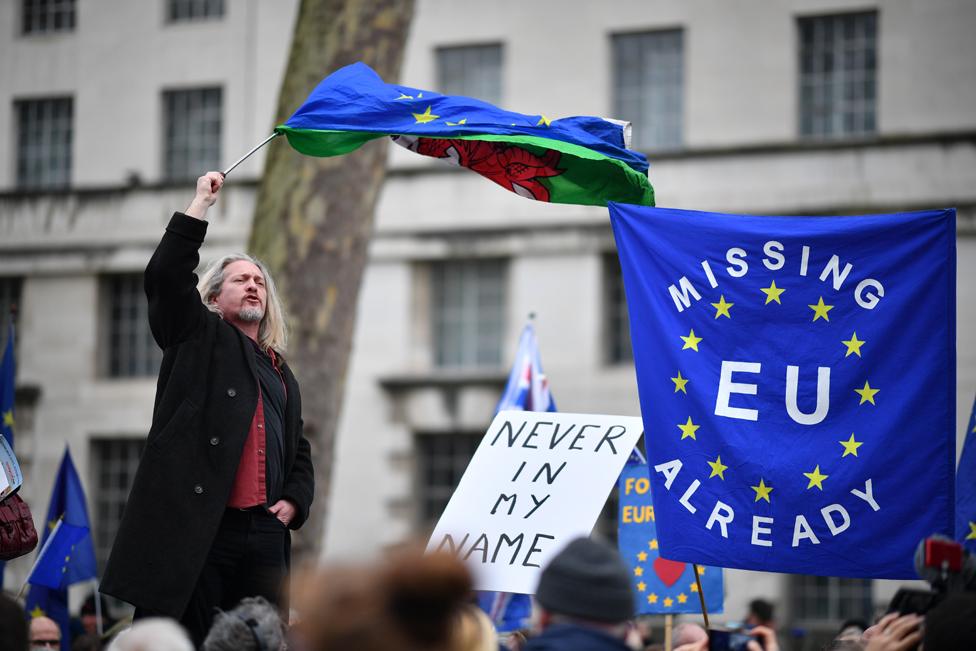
[957,396,976,553]
[477,323,555,632]
[25,446,98,647]
[609,205,956,579]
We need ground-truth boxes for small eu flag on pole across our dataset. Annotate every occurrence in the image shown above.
[25,446,98,650]
[956,395,976,553]
[610,205,955,578]
[477,321,556,632]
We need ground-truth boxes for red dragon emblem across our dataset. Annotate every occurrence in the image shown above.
[400,137,565,202]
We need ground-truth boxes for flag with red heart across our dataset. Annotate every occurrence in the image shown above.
[618,459,724,614]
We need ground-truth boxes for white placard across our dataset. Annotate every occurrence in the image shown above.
[426,410,643,594]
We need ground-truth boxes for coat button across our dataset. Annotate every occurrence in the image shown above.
[194,485,203,494]
[209,437,219,446]
[227,388,237,397]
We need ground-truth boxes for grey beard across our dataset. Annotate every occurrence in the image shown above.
[238,306,264,322]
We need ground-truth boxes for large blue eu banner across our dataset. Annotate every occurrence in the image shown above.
[609,205,956,579]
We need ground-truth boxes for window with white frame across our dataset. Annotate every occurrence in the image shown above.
[799,12,878,138]
[91,438,145,571]
[436,44,503,105]
[167,0,224,22]
[163,88,222,182]
[415,432,481,526]
[21,0,75,34]
[102,274,162,378]
[15,97,73,189]
[612,30,684,151]
[431,260,505,369]
[605,253,632,363]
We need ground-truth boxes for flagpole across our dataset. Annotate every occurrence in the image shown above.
[664,614,673,651]
[93,579,103,636]
[17,516,64,599]
[693,564,709,629]
[221,132,280,178]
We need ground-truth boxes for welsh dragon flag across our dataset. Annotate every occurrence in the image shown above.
[276,62,654,207]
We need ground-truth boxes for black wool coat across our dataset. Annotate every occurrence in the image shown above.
[100,213,314,617]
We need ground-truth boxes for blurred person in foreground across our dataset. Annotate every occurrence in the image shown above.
[673,622,707,647]
[106,618,193,651]
[673,625,779,651]
[292,547,498,651]
[745,599,774,629]
[1,592,28,651]
[100,172,314,646]
[525,537,637,651]
[202,596,285,651]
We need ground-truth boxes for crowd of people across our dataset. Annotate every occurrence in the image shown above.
[1,535,974,651]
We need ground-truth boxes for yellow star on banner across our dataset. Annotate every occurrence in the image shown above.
[678,593,688,604]
[804,465,828,490]
[394,93,413,100]
[47,519,58,532]
[842,332,866,357]
[648,594,659,604]
[690,582,699,593]
[537,115,551,127]
[809,296,834,322]
[412,106,439,123]
[711,295,734,319]
[2,410,13,428]
[445,118,467,126]
[671,371,689,394]
[649,539,659,550]
[637,551,648,562]
[637,581,647,592]
[678,417,700,440]
[634,566,644,577]
[30,605,45,618]
[855,381,879,405]
[696,566,706,575]
[664,597,674,608]
[840,433,863,457]
[680,329,702,351]
[760,280,786,305]
[707,455,728,480]
[966,522,976,541]
[751,478,773,503]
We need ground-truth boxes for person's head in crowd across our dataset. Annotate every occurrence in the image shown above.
[745,599,774,628]
[293,547,474,651]
[835,618,868,641]
[28,616,61,651]
[80,594,112,637]
[451,604,498,651]
[106,618,193,651]
[202,596,285,651]
[673,622,707,647]
[532,537,635,640]
[922,592,976,650]
[0,592,29,651]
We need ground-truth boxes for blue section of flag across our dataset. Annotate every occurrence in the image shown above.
[282,62,649,174]
[26,446,97,648]
[0,322,15,446]
[618,460,723,614]
[609,204,956,579]
[478,323,555,632]
[957,395,976,553]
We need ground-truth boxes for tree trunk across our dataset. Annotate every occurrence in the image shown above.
[248,0,414,560]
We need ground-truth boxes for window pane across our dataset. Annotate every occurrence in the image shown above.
[798,12,877,139]
[163,88,222,182]
[168,0,224,22]
[605,253,632,363]
[0,278,23,353]
[416,432,481,525]
[22,0,76,34]
[102,274,162,378]
[436,44,503,105]
[91,438,146,572]
[431,260,505,369]
[15,97,73,189]
[612,30,684,150]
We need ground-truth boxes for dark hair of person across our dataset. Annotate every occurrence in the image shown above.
[0,592,29,651]
[748,598,774,623]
